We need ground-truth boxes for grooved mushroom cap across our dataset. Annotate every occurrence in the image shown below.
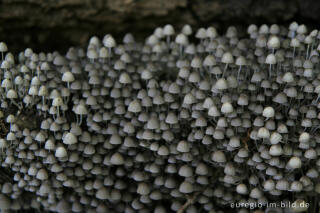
[1,183,12,194]
[96,187,109,200]
[110,152,124,165]
[215,78,228,90]
[265,54,276,64]
[221,102,233,114]
[103,34,116,48]
[123,33,135,44]
[211,150,226,163]
[178,165,193,177]
[0,194,11,210]
[176,140,190,153]
[6,89,18,99]
[74,104,88,115]
[267,36,280,49]
[0,42,8,52]
[175,33,188,45]
[195,163,208,175]
[269,144,283,156]
[287,156,302,169]
[62,71,75,83]
[250,187,262,199]
[137,182,151,195]
[290,199,309,212]
[182,24,192,35]
[196,28,206,39]
[157,145,169,156]
[55,146,67,158]
[52,97,63,107]
[128,99,141,113]
[221,52,234,64]
[56,199,71,213]
[36,168,48,180]
[63,132,77,145]
[206,26,217,38]
[262,106,275,118]
[119,72,131,84]
[0,139,8,149]
[163,24,175,36]
[35,132,46,142]
[179,181,193,194]
[270,132,282,144]
[235,56,246,66]
[299,132,310,143]
[282,72,294,83]
[53,55,66,66]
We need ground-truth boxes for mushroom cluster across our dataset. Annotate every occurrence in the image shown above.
[0,22,319,213]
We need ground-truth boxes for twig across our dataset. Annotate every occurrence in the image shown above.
[177,192,200,213]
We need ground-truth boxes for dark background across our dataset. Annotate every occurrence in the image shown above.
[0,0,319,54]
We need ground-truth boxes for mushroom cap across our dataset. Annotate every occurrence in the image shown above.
[119,72,131,84]
[175,33,188,45]
[137,182,151,195]
[176,141,190,153]
[221,102,233,114]
[0,42,8,52]
[267,36,280,49]
[110,152,124,165]
[179,181,193,194]
[56,199,71,213]
[128,99,141,113]
[0,194,11,210]
[265,54,277,64]
[163,24,175,36]
[36,168,48,180]
[211,150,226,163]
[103,34,116,48]
[62,71,75,83]
[262,106,275,118]
[55,146,67,158]
[63,132,77,145]
[96,187,109,200]
[221,52,234,64]
[74,104,88,115]
[215,78,228,90]
[287,156,302,169]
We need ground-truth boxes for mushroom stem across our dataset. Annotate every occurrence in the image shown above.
[179,45,183,58]
[177,192,200,213]
[223,64,228,78]
[269,64,272,79]
[79,114,83,126]
[237,65,242,81]
[166,36,170,46]
[10,100,22,110]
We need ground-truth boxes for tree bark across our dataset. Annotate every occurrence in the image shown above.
[0,0,319,53]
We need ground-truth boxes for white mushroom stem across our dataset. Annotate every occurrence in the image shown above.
[9,99,22,110]
[237,65,242,80]
[177,192,200,213]
[269,64,272,79]
[56,106,60,117]
[223,64,228,77]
